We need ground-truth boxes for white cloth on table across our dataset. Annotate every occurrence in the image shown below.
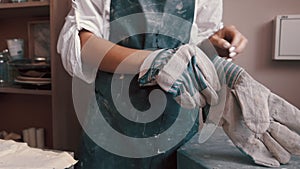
[0,139,77,169]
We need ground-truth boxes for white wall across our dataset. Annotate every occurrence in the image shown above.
[223,0,300,107]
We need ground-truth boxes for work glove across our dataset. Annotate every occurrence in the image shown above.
[138,44,221,109]
[222,84,300,167]
[198,40,300,167]
[210,55,300,167]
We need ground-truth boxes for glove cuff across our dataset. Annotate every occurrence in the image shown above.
[212,56,244,88]
[138,49,173,86]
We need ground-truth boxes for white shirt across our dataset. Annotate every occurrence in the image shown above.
[57,0,223,82]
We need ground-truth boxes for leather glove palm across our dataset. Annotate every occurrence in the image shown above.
[199,40,300,167]
[212,56,300,167]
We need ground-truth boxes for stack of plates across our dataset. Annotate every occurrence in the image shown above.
[14,76,51,86]
[9,58,51,88]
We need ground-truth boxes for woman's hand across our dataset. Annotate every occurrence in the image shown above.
[209,25,248,59]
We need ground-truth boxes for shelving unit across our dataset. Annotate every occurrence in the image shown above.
[0,1,49,19]
[0,86,51,95]
[0,0,81,152]
[0,1,49,9]
[0,1,51,95]
[0,0,52,147]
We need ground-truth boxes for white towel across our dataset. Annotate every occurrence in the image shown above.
[0,139,77,169]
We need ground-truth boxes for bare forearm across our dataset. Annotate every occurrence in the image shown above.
[79,30,151,74]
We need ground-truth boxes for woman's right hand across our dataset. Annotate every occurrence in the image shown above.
[209,25,248,59]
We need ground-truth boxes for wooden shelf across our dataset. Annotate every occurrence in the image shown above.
[0,1,49,9]
[0,0,80,152]
[0,86,51,95]
[0,1,49,19]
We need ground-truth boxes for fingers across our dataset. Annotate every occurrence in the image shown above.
[268,93,300,134]
[262,132,291,164]
[210,35,231,50]
[248,137,281,167]
[228,26,248,54]
[209,25,248,58]
[224,129,280,167]
[222,91,280,167]
[268,121,300,155]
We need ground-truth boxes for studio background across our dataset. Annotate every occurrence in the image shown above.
[223,0,300,108]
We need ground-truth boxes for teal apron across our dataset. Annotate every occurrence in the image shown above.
[78,1,198,169]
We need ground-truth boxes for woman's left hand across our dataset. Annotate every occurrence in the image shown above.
[209,25,248,59]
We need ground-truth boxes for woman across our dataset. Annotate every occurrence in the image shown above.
[57,0,247,168]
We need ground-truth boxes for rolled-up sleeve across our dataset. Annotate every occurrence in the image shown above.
[190,0,223,45]
[57,0,110,82]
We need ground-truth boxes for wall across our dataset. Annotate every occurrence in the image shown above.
[223,0,300,107]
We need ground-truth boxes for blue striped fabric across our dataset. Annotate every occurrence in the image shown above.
[138,48,209,102]
[138,46,244,122]
[169,56,208,97]
[138,49,176,86]
[139,48,244,95]
[212,56,243,89]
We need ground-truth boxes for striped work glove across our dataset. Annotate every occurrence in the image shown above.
[207,53,300,167]
[138,44,221,109]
